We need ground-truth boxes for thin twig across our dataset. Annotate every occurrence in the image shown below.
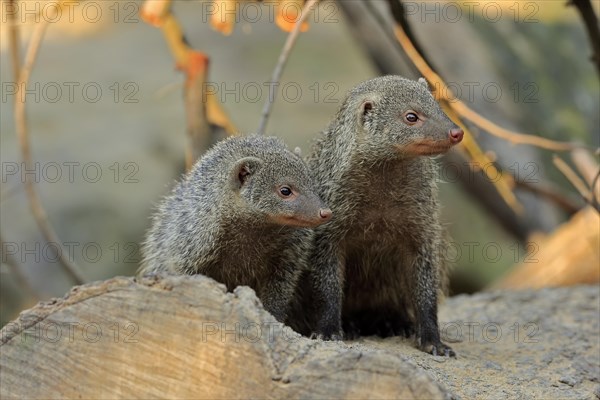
[159,12,213,168]
[0,232,40,301]
[513,180,582,214]
[10,9,85,284]
[364,0,523,214]
[571,147,600,210]
[591,169,600,209]
[553,155,598,212]
[571,148,600,188]
[8,0,21,82]
[390,9,585,152]
[442,104,524,214]
[142,0,236,167]
[257,0,320,135]
[569,0,600,76]
[384,0,435,69]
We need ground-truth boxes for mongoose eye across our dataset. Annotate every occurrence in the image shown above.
[404,112,419,124]
[279,186,293,197]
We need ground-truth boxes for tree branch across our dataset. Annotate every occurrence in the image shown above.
[257,0,320,135]
[553,155,599,212]
[569,0,600,76]
[389,5,586,152]
[513,179,582,214]
[8,0,21,83]
[341,0,581,238]
[9,4,85,284]
[141,0,236,168]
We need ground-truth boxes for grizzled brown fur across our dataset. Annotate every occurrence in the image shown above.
[288,76,463,356]
[139,135,332,323]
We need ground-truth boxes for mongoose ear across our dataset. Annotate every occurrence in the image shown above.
[359,98,375,127]
[418,77,436,98]
[231,156,263,188]
[294,147,302,157]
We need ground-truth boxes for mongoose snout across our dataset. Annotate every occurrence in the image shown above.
[448,127,464,144]
[272,206,332,228]
[319,208,333,221]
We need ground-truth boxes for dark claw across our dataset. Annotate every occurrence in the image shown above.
[311,332,343,341]
[422,341,456,357]
[311,325,344,341]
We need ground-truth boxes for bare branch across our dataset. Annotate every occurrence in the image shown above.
[569,0,600,76]
[10,8,86,284]
[357,0,524,215]
[553,155,599,212]
[441,105,525,215]
[257,0,320,135]
[343,0,573,238]
[141,0,236,168]
[8,0,21,82]
[513,180,582,214]
[571,148,600,190]
[571,148,600,210]
[593,169,600,208]
[391,19,586,152]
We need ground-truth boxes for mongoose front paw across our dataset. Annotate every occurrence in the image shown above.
[420,341,456,357]
[310,329,343,341]
[317,332,344,341]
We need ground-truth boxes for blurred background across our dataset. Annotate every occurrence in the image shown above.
[1,0,599,327]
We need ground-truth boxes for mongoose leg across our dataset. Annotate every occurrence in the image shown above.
[261,260,301,322]
[311,241,343,340]
[413,249,455,357]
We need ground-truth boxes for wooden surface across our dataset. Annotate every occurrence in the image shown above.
[492,206,600,289]
[0,275,446,399]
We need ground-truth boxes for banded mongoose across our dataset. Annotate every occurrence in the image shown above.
[139,135,332,323]
[292,76,463,356]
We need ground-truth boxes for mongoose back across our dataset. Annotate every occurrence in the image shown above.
[291,76,463,356]
[139,135,332,322]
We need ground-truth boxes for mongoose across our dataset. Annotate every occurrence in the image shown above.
[139,135,332,323]
[290,76,463,356]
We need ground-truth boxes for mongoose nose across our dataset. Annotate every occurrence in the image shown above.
[449,128,464,144]
[319,208,333,221]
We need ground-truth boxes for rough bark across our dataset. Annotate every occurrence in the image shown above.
[1,275,599,399]
[0,275,447,400]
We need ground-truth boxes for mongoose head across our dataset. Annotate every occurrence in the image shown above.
[229,145,332,228]
[345,75,463,159]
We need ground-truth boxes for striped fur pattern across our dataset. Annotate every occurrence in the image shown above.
[139,135,330,322]
[290,76,458,356]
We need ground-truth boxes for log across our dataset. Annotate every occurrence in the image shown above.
[1,275,599,399]
[0,275,446,399]
[491,206,600,289]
